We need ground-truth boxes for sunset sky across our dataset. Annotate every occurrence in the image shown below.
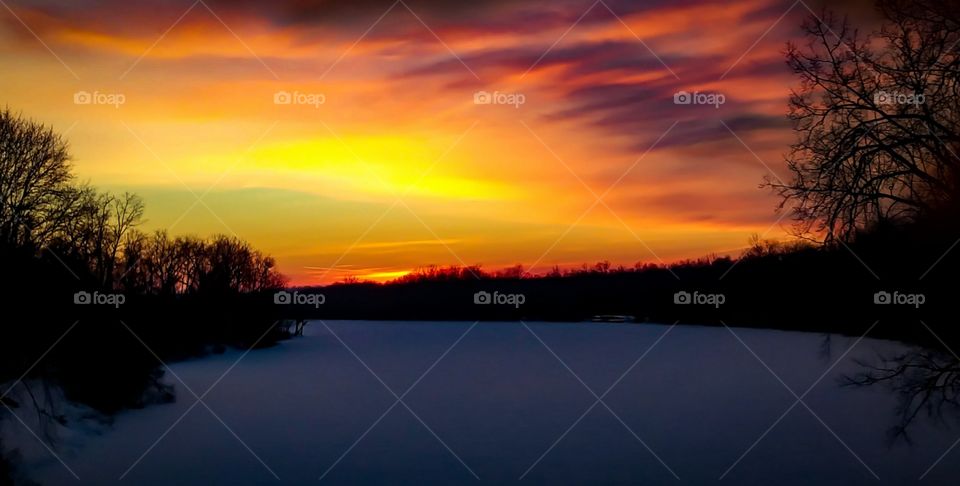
[0,0,873,285]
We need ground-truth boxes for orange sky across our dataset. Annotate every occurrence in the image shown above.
[0,0,833,284]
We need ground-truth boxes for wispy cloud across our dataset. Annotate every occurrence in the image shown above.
[1,0,815,284]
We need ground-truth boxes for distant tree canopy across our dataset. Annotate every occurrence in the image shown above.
[775,0,960,242]
[0,108,286,294]
[116,231,287,295]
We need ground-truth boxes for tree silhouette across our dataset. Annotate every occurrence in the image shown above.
[0,109,288,434]
[772,0,960,242]
[0,109,73,250]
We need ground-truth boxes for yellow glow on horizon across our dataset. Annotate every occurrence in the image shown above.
[247,136,519,201]
[363,270,413,282]
[0,0,802,287]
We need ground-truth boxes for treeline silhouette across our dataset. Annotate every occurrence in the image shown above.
[287,216,956,346]
[0,108,288,482]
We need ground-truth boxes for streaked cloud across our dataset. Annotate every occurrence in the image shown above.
[0,0,831,283]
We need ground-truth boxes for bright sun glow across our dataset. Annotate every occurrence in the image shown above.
[247,137,517,202]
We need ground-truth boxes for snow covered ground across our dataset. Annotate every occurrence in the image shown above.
[15,320,959,485]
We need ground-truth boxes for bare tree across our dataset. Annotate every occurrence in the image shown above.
[106,192,145,285]
[0,108,285,295]
[0,109,73,249]
[772,0,960,242]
